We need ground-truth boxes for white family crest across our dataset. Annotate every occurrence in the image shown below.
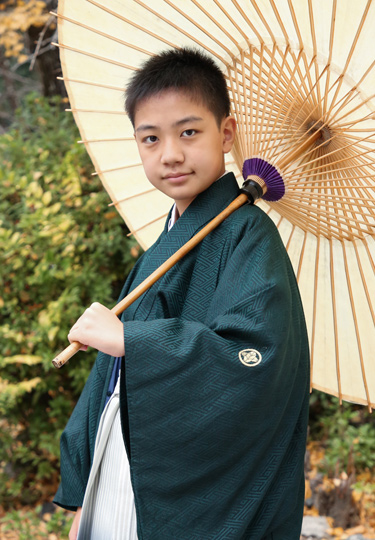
[239,349,262,367]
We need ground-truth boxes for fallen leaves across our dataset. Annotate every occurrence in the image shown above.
[305,442,375,538]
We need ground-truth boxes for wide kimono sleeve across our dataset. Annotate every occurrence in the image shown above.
[52,249,156,511]
[120,209,310,540]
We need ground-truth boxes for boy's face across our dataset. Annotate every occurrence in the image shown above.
[134,90,236,215]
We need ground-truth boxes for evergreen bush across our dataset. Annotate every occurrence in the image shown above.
[309,390,375,476]
[0,93,140,506]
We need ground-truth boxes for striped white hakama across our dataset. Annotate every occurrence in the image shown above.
[77,374,138,540]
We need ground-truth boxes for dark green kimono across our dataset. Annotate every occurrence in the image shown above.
[54,172,310,540]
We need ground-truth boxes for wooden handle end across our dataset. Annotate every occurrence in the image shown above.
[52,341,83,368]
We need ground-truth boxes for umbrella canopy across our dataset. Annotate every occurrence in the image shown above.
[56,0,375,408]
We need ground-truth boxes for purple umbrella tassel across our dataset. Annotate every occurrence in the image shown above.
[242,158,285,202]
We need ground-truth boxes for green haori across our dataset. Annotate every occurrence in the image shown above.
[54,172,310,540]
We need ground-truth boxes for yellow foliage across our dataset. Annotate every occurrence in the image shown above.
[51,202,62,214]
[38,309,50,327]
[17,52,29,63]
[11,231,20,243]
[305,478,312,499]
[345,525,366,535]
[62,244,75,256]
[41,191,52,206]
[17,376,42,393]
[52,232,64,244]
[0,0,52,61]
[328,527,345,537]
[58,218,73,232]
[3,354,42,365]
[0,376,42,396]
[27,180,43,197]
[48,326,59,342]
[104,211,118,220]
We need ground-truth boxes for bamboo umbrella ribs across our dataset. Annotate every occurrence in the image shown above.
[54,0,375,409]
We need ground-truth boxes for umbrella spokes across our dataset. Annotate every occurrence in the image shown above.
[55,0,375,408]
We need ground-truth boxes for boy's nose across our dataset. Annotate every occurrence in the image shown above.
[160,139,184,165]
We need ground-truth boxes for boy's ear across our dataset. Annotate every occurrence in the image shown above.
[222,116,236,153]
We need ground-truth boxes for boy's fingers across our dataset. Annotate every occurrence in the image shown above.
[69,302,106,333]
[67,327,88,350]
[66,302,124,356]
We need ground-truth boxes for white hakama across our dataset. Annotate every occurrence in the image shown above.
[77,375,138,540]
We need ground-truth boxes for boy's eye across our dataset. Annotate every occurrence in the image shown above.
[182,129,196,137]
[144,135,158,143]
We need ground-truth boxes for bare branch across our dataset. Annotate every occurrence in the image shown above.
[0,67,39,85]
[30,15,56,71]
[11,43,55,72]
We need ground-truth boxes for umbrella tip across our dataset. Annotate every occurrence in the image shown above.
[241,158,285,203]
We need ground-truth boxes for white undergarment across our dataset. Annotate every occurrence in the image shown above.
[77,375,138,540]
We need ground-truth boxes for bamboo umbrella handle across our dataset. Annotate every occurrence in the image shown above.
[52,193,249,368]
[52,130,323,368]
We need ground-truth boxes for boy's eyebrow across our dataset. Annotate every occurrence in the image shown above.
[173,115,204,127]
[135,124,157,133]
[135,116,204,133]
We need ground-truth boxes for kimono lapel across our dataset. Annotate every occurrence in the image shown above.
[120,172,240,322]
[165,171,240,248]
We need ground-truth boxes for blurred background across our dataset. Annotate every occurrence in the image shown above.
[0,1,374,538]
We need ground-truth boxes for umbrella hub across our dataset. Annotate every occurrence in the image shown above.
[306,120,332,148]
[241,157,285,203]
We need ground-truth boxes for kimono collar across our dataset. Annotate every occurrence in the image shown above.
[168,204,179,231]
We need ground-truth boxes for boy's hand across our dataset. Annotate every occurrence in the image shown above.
[68,302,125,357]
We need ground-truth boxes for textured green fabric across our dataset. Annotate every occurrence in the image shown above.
[54,173,310,539]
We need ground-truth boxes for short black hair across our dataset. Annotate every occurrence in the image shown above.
[125,47,230,127]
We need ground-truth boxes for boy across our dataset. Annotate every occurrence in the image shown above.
[54,48,310,539]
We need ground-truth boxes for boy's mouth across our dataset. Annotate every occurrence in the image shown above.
[164,172,192,182]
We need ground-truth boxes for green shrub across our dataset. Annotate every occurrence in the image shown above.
[0,93,140,506]
[309,390,375,476]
